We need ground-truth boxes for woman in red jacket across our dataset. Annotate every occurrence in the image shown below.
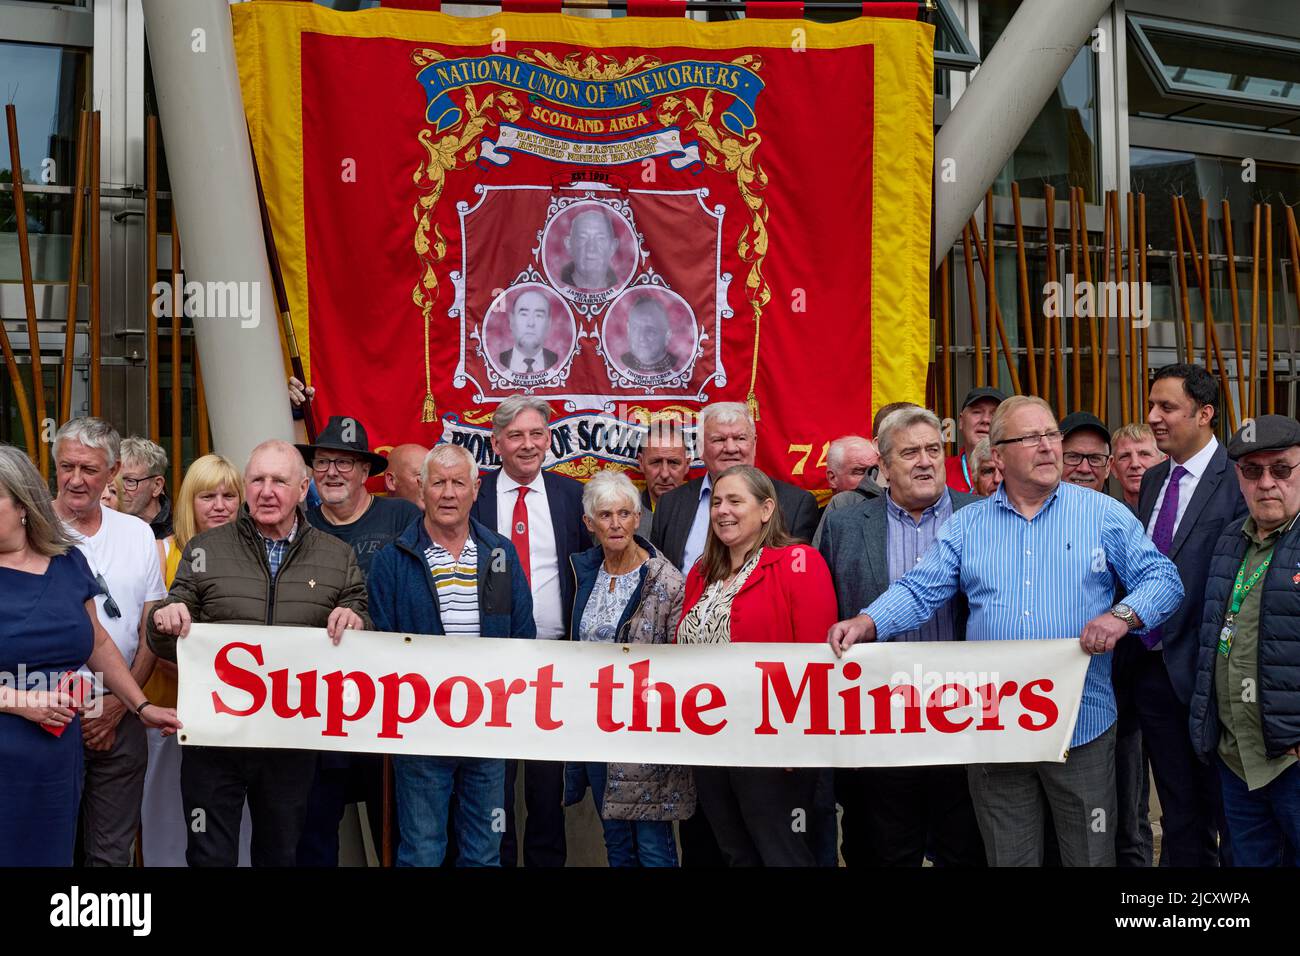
[676,464,837,865]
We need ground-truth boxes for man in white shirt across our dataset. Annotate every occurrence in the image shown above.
[469,396,590,866]
[52,418,165,867]
[1138,364,1247,865]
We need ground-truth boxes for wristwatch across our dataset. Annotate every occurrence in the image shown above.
[1110,603,1140,630]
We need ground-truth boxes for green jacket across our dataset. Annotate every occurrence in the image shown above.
[146,504,370,662]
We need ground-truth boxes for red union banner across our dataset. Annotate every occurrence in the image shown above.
[177,624,1090,767]
[232,4,934,492]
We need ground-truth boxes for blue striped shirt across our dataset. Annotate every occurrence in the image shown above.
[884,489,956,642]
[863,482,1184,747]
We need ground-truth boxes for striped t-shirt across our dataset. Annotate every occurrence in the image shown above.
[423,536,480,636]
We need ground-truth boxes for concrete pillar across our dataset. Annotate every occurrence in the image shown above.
[140,0,293,464]
[933,0,1112,267]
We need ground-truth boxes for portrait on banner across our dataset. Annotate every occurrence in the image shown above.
[541,200,638,305]
[481,282,577,387]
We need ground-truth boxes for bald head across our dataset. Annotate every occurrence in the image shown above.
[386,443,431,508]
[245,440,310,538]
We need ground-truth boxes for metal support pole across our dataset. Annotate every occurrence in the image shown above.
[140,0,294,465]
[933,0,1111,267]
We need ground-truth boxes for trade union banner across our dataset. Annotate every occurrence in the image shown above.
[177,624,1090,767]
[232,2,934,492]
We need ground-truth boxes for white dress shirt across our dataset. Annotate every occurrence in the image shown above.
[1145,435,1220,540]
[681,473,714,574]
[497,469,564,639]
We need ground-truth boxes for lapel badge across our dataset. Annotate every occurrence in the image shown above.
[1292,572,1300,586]
[308,579,317,589]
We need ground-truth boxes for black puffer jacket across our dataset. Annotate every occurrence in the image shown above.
[1189,516,1300,761]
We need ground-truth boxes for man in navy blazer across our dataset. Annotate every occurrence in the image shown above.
[468,396,591,867]
[1137,364,1246,865]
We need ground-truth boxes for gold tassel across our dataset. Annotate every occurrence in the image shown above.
[422,392,436,423]
[746,391,760,422]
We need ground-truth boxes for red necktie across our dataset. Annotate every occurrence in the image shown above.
[512,486,531,585]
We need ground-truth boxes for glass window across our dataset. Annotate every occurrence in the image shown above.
[980,0,1098,203]
[0,40,90,282]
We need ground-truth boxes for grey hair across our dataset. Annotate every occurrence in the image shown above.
[422,443,479,484]
[698,402,754,438]
[989,395,1055,446]
[120,436,168,476]
[54,417,121,469]
[827,435,871,472]
[582,470,641,521]
[492,396,553,435]
[968,437,994,472]
[0,445,76,557]
[246,439,310,480]
[876,407,943,460]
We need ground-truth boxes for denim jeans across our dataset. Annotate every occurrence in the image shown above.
[393,755,506,867]
[585,762,678,868]
[1216,757,1300,867]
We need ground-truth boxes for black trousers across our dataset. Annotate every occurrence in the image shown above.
[1133,650,1226,866]
[295,753,387,866]
[694,766,818,866]
[1114,727,1155,867]
[500,759,566,867]
[836,765,986,867]
[181,745,317,867]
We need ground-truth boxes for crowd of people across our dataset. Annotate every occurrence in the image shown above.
[2,361,1297,868]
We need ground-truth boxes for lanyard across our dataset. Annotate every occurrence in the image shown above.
[960,452,971,491]
[1228,550,1273,618]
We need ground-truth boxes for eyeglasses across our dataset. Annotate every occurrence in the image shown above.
[312,457,357,475]
[1238,460,1300,481]
[994,430,1064,448]
[94,573,122,620]
[120,474,162,490]
[1063,452,1111,468]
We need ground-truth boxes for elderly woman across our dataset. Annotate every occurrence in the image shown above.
[676,464,837,866]
[0,445,181,866]
[563,470,693,867]
[141,454,249,866]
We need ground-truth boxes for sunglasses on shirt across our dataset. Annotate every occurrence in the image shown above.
[94,572,122,620]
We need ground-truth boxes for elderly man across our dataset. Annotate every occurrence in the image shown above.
[52,418,166,866]
[147,440,369,867]
[294,416,421,865]
[369,444,534,866]
[819,407,985,868]
[824,435,879,496]
[385,443,430,509]
[969,438,1002,496]
[1112,423,1165,511]
[469,396,590,867]
[500,290,557,376]
[945,387,1006,493]
[830,396,1184,866]
[1060,412,1113,492]
[118,436,173,539]
[652,401,820,571]
[635,420,691,539]
[561,207,619,291]
[1190,416,1300,866]
[812,402,914,548]
[621,296,680,375]
[1139,364,1247,865]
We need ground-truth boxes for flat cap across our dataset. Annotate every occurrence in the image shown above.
[961,386,1008,411]
[1059,411,1111,445]
[1227,414,1300,460]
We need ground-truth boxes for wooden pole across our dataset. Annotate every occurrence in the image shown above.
[1248,205,1261,420]
[1113,191,1128,426]
[1011,182,1038,396]
[985,192,998,389]
[1069,187,1082,411]
[170,211,183,500]
[1180,197,1233,431]
[968,213,1022,394]
[195,353,210,459]
[1285,206,1300,423]
[962,224,985,388]
[1266,203,1275,414]
[1139,194,1150,396]
[1077,188,1100,416]
[1045,186,1065,414]
[147,116,160,444]
[6,105,49,478]
[1171,196,1195,364]
[939,254,953,444]
[89,111,102,418]
[1222,201,1246,427]
[1098,191,1112,423]
[1126,192,1139,422]
[1042,186,1056,410]
[60,109,90,425]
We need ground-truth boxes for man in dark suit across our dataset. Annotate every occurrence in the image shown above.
[634,421,690,540]
[469,395,591,866]
[1137,364,1246,865]
[819,406,985,867]
[498,290,558,376]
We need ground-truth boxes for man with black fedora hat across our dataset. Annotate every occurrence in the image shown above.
[295,414,421,866]
[945,386,1006,493]
[1190,415,1300,866]
[1060,412,1113,492]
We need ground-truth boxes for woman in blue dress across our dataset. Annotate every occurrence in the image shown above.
[0,446,181,866]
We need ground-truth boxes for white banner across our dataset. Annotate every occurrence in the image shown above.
[480,124,702,169]
[176,624,1091,768]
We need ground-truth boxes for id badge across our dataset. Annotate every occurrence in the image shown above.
[1216,622,1235,657]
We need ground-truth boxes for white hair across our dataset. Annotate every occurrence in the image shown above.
[422,443,479,484]
[876,407,943,460]
[120,436,168,475]
[827,435,871,472]
[582,470,641,521]
[698,402,754,439]
[246,439,309,480]
[54,417,121,469]
[493,396,553,435]
[968,437,994,472]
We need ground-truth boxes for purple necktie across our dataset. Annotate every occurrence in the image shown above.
[1142,464,1188,649]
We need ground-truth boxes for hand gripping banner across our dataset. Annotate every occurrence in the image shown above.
[177,624,1090,767]
[233,3,934,494]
